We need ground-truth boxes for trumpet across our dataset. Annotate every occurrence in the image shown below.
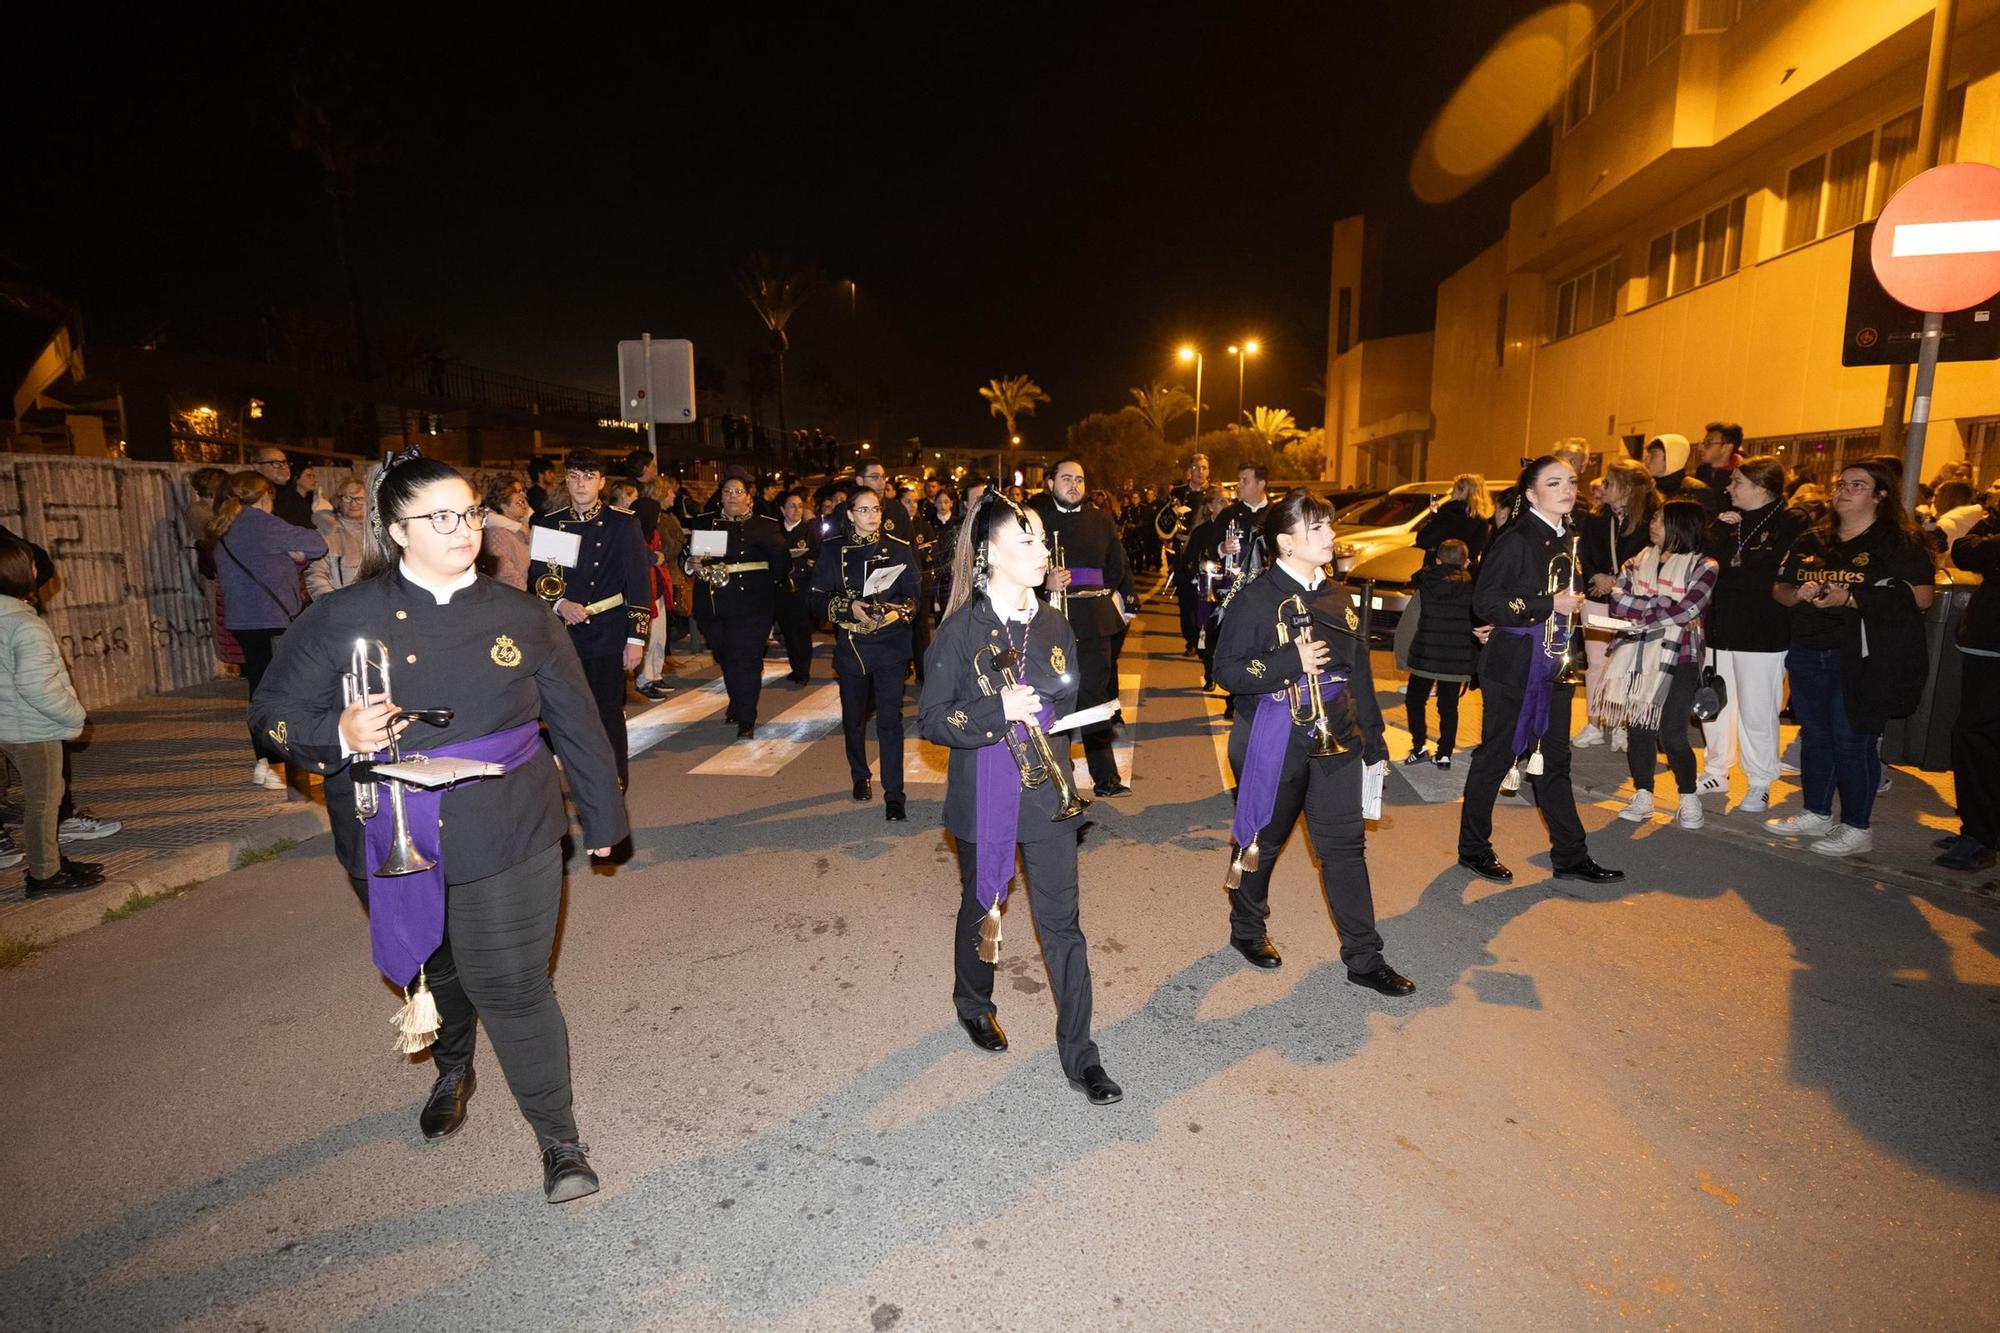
[688,555,733,588]
[1276,594,1349,759]
[835,597,916,634]
[1544,533,1588,688]
[340,638,454,877]
[972,644,1089,822]
[1050,532,1070,617]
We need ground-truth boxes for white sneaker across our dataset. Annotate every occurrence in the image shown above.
[1618,790,1655,822]
[1677,794,1706,829]
[1877,771,1893,795]
[1811,824,1873,857]
[57,811,122,842]
[1696,773,1728,797]
[1500,766,1521,795]
[1610,727,1629,753]
[251,759,286,791]
[1739,787,1771,814]
[1573,723,1608,749]
[1766,810,1834,838]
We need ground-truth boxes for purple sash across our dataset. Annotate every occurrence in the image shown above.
[1230,675,1346,850]
[973,704,1054,912]
[1065,567,1105,588]
[364,720,543,987]
[1500,624,1558,756]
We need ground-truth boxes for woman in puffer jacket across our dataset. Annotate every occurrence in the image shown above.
[0,534,102,897]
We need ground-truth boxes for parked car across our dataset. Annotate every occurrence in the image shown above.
[1332,480,1510,647]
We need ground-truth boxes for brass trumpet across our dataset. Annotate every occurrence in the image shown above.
[341,638,454,877]
[972,644,1089,821]
[1276,594,1349,758]
[1049,532,1068,617]
[1544,533,1588,688]
[835,597,916,634]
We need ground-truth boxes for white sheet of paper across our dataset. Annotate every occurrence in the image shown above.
[690,529,729,558]
[371,758,505,788]
[529,526,581,568]
[861,563,907,597]
[1046,699,1121,734]
[1586,613,1637,632]
[1362,762,1385,820]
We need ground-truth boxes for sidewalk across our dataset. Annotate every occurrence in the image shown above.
[0,679,331,949]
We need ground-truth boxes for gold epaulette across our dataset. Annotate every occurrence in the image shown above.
[608,504,635,515]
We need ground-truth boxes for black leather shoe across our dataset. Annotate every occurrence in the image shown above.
[885,797,907,821]
[1938,839,1997,871]
[1553,859,1624,883]
[1230,937,1282,969]
[853,778,871,802]
[419,1064,475,1140]
[1067,1064,1123,1105]
[1093,781,1132,797]
[637,681,674,701]
[1458,853,1513,883]
[1347,962,1416,996]
[542,1140,600,1203]
[736,723,756,740]
[960,1012,1008,1052]
[24,859,105,899]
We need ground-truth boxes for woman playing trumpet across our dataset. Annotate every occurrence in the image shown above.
[1211,490,1412,995]
[811,486,920,821]
[249,450,628,1204]
[917,493,1121,1105]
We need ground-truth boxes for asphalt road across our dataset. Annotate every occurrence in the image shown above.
[3,614,1997,1331]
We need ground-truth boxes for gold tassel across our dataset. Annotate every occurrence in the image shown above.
[1224,837,1258,891]
[977,904,1003,964]
[390,968,442,1054]
[1524,748,1544,777]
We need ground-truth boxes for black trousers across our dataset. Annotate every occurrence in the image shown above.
[1072,632,1121,787]
[1457,677,1590,867]
[706,614,769,727]
[1405,674,1463,754]
[1627,662,1699,796]
[1177,586,1199,652]
[237,627,286,763]
[576,651,629,787]
[953,835,1100,1077]
[773,590,814,682]
[1225,745,1385,971]
[1954,652,2000,848]
[839,665,905,796]
[349,843,577,1147]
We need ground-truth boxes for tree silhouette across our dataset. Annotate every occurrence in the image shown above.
[737,254,817,436]
[1126,381,1194,438]
[979,375,1050,444]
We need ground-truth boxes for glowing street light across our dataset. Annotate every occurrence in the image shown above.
[1010,434,1022,445]
[1176,345,1204,443]
[1227,340,1260,424]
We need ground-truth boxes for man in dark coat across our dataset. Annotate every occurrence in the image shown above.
[1030,458,1135,795]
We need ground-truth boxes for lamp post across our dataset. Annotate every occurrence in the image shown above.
[1177,345,1204,445]
[1227,339,1260,425]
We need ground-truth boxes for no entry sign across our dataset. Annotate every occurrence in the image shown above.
[1872,162,2000,313]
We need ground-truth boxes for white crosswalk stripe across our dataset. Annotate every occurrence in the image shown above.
[689,684,845,776]
[626,665,789,760]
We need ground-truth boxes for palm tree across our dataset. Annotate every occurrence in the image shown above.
[979,375,1051,444]
[1245,406,1302,448]
[1125,381,1194,438]
[738,254,816,435]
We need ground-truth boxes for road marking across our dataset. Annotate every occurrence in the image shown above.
[626,666,789,759]
[1891,219,2000,257]
[1066,672,1140,789]
[1203,691,1235,793]
[690,684,844,776]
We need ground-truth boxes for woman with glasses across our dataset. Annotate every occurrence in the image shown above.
[1767,461,1935,857]
[308,476,371,598]
[811,487,920,820]
[250,450,628,1203]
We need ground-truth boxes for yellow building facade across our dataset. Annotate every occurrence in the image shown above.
[1430,0,2000,487]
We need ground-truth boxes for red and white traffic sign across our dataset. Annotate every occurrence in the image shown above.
[1872,162,2000,313]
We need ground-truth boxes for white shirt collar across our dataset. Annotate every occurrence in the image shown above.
[1275,559,1325,591]
[986,590,1037,624]
[399,560,478,605]
[1055,500,1082,513]
[1244,498,1267,513]
[1530,507,1565,536]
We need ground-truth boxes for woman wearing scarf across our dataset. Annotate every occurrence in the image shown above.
[917,493,1121,1106]
[1573,460,1659,752]
[1598,500,1719,830]
[1210,491,1413,996]
[249,451,628,1203]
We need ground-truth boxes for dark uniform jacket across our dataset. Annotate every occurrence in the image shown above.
[809,531,920,676]
[1212,562,1389,766]
[529,500,653,657]
[248,567,629,883]
[685,511,789,623]
[1028,494,1133,641]
[1414,499,1490,568]
[918,595,1082,844]
[779,518,821,593]
[1470,512,1573,691]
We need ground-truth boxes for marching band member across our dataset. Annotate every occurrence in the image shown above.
[1029,457,1135,796]
[1165,453,1210,654]
[918,494,1122,1105]
[811,487,920,821]
[1211,490,1413,994]
[686,475,789,738]
[1456,455,1625,886]
[774,488,820,686]
[250,450,627,1203]
[530,448,651,787]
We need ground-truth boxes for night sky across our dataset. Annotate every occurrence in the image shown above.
[8,6,1547,447]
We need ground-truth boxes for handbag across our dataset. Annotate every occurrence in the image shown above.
[1691,647,1727,722]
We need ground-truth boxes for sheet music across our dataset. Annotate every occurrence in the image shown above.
[861,563,907,597]
[1362,762,1385,820]
[1046,699,1120,734]
[689,529,728,558]
[370,758,505,788]
[529,527,581,567]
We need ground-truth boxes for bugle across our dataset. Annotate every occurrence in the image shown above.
[971,644,1089,821]
[340,638,454,876]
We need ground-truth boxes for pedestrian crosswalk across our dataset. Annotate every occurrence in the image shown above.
[689,684,845,777]
[625,666,791,759]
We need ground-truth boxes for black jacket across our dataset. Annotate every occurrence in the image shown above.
[1702,502,1808,653]
[1578,506,1651,587]
[1471,512,1572,691]
[1408,565,1478,679]
[810,531,920,676]
[918,596,1082,844]
[685,511,789,623]
[1029,494,1134,641]
[1952,516,2000,652]
[1212,562,1389,766]
[1414,500,1489,568]
[249,567,629,883]
[530,501,654,657]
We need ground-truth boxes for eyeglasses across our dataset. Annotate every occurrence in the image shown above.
[256,459,291,472]
[398,506,489,534]
[1835,480,1876,493]
[338,493,367,504]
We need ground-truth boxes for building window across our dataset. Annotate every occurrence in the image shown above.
[1550,256,1621,340]
[1564,0,1685,134]
[1336,287,1353,356]
[1966,419,2000,486]
[1641,195,1747,305]
[1751,430,1880,486]
[1782,95,1968,252]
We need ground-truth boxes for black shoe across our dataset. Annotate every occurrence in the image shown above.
[853,778,872,802]
[1347,962,1416,996]
[960,1012,1008,1052]
[1934,832,1965,850]
[24,860,105,899]
[419,1064,475,1140]
[1067,1064,1123,1105]
[1093,780,1132,797]
[790,673,810,686]
[724,710,739,725]
[1404,746,1431,765]
[1458,853,1513,883]
[637,681,674,701]
[1434,753,1452,769]
[1552,859,1625,883]
[541,1140,600,1204]
[736,723,756,740]
[1231,937,1282,969]
[1937,840,1997,871]
[885,797,907,822]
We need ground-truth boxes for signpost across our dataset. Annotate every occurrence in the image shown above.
[616,336,697,460]
[1871,162,2000,507]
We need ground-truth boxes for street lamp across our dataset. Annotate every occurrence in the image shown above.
[1177,345,1203,444]
[1226,340,1260,426]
